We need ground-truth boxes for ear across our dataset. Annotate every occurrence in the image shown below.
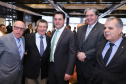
[119,27,123,34]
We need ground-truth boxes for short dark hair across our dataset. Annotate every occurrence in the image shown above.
[28,24,32,27]
[54,11,65,19]
[0,24,5,27]
[36,19,48,28]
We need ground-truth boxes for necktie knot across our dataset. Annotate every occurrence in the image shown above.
[56,30,59,33]
[109,43,114,47]
[40,36,43,39]
[17,39,20,43]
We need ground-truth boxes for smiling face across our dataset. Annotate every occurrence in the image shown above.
[104,19,122,43]
[54,14,65,29]
[85,10,98,26]
[13,21,25,39]
[37,22,47,36]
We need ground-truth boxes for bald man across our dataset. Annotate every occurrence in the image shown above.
[0,21,25,84]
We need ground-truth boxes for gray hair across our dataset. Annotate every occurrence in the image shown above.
[36,19,48,28]
[84,7,99,16]
[106,16,123,28]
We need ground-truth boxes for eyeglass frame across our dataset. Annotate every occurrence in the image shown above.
[13,26,25,31]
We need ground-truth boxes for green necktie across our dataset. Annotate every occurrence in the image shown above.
[50,30,59,62]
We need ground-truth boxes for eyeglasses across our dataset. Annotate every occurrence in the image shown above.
[14,26,25,31]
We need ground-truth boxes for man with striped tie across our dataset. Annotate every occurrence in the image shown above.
[0,21,25,84]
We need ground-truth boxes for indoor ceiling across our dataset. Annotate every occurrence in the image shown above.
[0,0,126,18]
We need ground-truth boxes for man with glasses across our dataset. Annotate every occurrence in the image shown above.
[0,21,25,84]
[24,19,50,84]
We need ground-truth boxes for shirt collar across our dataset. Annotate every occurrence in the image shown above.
[12,32,21,41]
[88,21,97,28]
[107,36,123,47]
[55,26,65,33]
[36,32,45,38]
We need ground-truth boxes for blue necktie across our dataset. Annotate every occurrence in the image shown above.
[17,39,22,60]
[104,43,114,66]
[40,36,44,56]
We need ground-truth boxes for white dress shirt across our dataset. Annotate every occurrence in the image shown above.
[51,26,65,62]
[36,33,47,53]
[85,21,97,40]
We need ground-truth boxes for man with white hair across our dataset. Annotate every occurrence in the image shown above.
[0,21,25,84]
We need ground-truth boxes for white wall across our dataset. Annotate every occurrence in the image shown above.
[0,18,5,24]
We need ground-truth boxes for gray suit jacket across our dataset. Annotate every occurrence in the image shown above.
[76,22,104,78]
[0,33,25,84]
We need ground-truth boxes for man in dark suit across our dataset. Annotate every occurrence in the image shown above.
[6,23,12,33]
[24,19,50,84]
[0,21,25,84]
[48,11,77,84]
[91,16,126,84]
[76,7,104,84]
[23,24,33,37]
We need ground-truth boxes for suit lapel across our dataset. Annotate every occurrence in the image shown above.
[10,33,20,60]
[107,38,126,68]
[79,25,87,49]
[42,35,49,57]
[55,28,67,52]
[85,22,99,42]
[97,41,107,68]
[33,33,41,56]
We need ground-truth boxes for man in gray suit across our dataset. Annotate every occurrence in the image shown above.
[0,21,25,84]
[76,7,104,84]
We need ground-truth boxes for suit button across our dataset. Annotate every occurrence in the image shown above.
[40,59,41,61]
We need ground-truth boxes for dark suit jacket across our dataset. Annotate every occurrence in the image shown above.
[49,28,77,77]
[6,25,12,33]
[76,22,104,78]
[23,28,33,37]
[23,33,51,79]
[92,38,126,84]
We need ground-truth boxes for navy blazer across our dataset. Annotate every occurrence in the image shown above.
[24,33,51,79]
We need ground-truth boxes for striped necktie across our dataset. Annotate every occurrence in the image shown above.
[17,39,22,60]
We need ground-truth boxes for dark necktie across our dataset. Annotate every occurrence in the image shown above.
[40,36,44,56]
[104,43,114,66]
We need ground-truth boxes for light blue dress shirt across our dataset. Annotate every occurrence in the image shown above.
[13,33,24,59]
[102,36,123,66]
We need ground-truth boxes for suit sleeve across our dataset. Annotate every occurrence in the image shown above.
[84,30,104,63]
[0,38,5,57]
[66,33,77,75]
